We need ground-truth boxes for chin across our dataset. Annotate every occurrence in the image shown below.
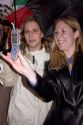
[58,47,64,51]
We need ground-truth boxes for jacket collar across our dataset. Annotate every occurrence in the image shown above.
[59,51,83,86]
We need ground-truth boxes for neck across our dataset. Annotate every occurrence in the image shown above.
[64,44,75,58]
[29,45,42,52]
[65,50,75,59]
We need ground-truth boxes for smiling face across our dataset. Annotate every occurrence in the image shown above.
[54,21,79,58]
[24,20,43,51]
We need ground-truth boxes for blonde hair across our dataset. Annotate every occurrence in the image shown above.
[49,16,83,70]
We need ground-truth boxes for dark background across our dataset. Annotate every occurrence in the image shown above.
[26,0,83,36]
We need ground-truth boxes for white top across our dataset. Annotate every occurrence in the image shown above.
[8,48,52,125]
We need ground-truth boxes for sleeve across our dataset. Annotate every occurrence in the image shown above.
[23,70,58,102]
[0,59,18,87]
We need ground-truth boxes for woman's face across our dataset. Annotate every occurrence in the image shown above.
[24,21,43,51]
[54,21,78,57]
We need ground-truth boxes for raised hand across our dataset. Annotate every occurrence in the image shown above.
[1,51,37,86]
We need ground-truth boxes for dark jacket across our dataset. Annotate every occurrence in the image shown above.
[29,51,83,125]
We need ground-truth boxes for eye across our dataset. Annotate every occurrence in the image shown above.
[33,29,39,32]
[62,30,65,33]
[62,30,67,33]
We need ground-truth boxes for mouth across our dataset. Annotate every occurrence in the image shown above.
[58,40,64,44]
[29,40,35,43]
[57,40,65,49]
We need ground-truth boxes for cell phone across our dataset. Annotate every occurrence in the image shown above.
[11,29,19,61]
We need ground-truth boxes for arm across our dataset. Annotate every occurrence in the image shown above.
[1,51,37,86]
[1,51,57,101]
[0,58,18,87]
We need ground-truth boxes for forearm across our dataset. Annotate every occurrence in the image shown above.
[22,73,56,102]
[23,66,37,87]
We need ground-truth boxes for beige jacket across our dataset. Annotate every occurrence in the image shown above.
[8,48,52,125]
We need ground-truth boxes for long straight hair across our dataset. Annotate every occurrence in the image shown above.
[49,16,83,70]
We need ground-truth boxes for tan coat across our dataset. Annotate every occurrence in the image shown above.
[0,58,18,87]
[8,48,52,125]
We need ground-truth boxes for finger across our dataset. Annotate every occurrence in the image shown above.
[2,53,14,65]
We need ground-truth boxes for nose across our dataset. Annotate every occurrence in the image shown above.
[55,32,63,39]
[28,31,33,38]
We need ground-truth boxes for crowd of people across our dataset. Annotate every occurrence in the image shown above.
[0,15,83,125]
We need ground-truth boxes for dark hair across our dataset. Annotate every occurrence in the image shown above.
[0,19,3,25]
[2,19,13,30]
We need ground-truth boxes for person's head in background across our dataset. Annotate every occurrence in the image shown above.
[49,16,83,69]
[20,16,52,54]
[1,19,13,53]
[2,19,13,34]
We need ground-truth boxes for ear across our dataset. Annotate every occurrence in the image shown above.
[74,30,80,40]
